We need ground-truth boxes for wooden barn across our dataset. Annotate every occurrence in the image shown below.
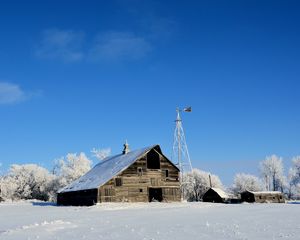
[57,144,180,206]
[241,191,285,203]
[202,188,230,203]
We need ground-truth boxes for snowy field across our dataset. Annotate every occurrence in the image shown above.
[0,201,299,240]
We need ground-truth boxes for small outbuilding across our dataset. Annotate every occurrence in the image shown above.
[57,144,180,206]
[241,191,285,203]
[202,188,230,203]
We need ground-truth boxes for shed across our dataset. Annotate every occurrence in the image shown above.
[202,188,230,203]
[241,191,285,203]
[57,144,180,206]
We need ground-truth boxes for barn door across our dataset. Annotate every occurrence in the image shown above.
[149,188,163,202]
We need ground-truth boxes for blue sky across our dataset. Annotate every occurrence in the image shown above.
[0,0,300,185]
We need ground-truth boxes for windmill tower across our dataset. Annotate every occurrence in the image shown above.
[172,107,193,200]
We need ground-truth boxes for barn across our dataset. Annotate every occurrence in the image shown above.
[202,188,230,203]
[241,191,285,203]
[57,144,181,206]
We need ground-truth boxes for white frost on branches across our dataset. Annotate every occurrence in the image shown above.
[51,152,92,193]
[232,173,263,195]
[287,156,300,199]
[54,152,92,184]
[182,168,223,201]
[291,156,300,183]
[0,164,54,201]
[91,148,111,161]
[259,155,285,192]
[0,152,92,202]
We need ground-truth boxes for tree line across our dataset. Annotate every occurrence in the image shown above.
[0,151,299,202]
[183,155,300,201]
[0,153,92,202]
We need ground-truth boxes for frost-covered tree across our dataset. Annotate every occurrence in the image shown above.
[0,152,92,202]
[50,152,92,199]
[287,168,297,199]
[295,184,300,199]
[291,156,300,183]
[259,155,285,191]
[91,147,111,161]
[53,152,91,185]
[0,164,54,201]
[287,156,300,199]
[0,176,18,200]
[182,168,223,201]
[232,173,263,195]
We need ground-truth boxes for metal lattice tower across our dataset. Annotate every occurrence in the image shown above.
[172,107,193,200]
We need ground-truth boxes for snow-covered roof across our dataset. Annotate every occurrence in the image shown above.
[246,191,283,195]
[58,145,162,193]
[211,188,229,199]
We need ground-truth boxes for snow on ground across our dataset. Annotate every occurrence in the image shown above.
[0,201,299,240]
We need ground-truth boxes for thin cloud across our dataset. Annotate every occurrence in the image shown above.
[36,29,85,62]
[0,82,41,105]
[36,29,153,63]
[89,31,152,62]
[0,82,27,104]
[117,1,177,40]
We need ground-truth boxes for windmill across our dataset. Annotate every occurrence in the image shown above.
[172,107,193,200]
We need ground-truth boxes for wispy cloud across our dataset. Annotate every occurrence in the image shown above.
[35,17,174,63]
[36,29,152,63]
[0,82,26,104]
[0,82,41,105]
[89,31,151,62]
[117,1,177,40]
[35,29,85,62]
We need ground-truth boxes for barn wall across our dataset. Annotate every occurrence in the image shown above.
[202,189,223,203]
[241,192,285,203]
[241,192,255,203]
[254,193,284,203]
[57,189,98,206]
[99,150,180,203]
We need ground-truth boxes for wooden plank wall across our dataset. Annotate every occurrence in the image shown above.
[254,193,285,203]
[99,150,180,202]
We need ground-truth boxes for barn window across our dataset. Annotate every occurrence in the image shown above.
[105,188,111,196]
[115,178,122,187]
[137,167,143,176]
[165,170,169,178]
[147,149,160,169]
[140,189,143,193]
[151,178,157,186]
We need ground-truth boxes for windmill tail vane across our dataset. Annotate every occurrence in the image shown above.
[183,106,192,112]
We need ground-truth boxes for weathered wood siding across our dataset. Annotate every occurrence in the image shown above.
[253,193,284,203]
[98,149,180,202]
[241,191,285,203]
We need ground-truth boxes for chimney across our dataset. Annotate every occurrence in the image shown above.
[122,140,130,154]
[209,174,212,188]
